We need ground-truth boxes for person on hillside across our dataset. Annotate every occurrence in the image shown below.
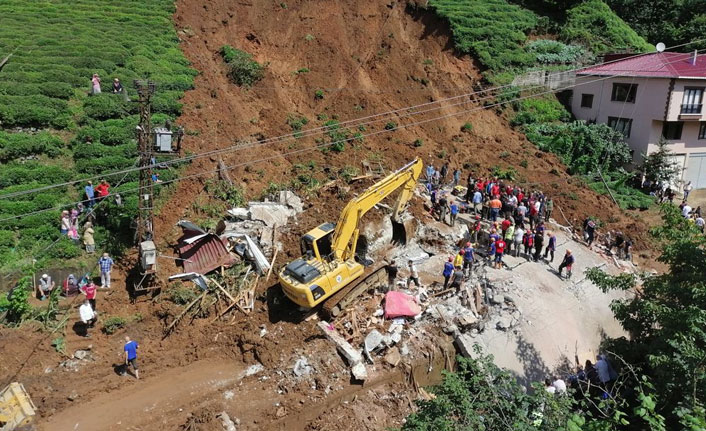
[544,197,553,222]
[450,266,464,291]
[695,214,705,233]
[385,259,399,291]
[472,188,483,217]
[471,215,482,244]
[85,181,95,207]
[91,73,101,95]
[683,181,693,201]
[552,377,567,394]
[80,279,97,311]
[682,201,692,218]
[533,228,544,262]
[79,299,97,338]
[432,168,440,186]
[558,249,575,279]
[123,336,140,380]
[544,232,557,262]
[453,249,464,270]
[504,222,515,254]
[452,168,461,187]
[488,196,502,222]
[449,200,459,227]
[112,78,123,94]
[523,229,534,259]
[406,260,420,288]
[37,274,55,300]
[583,218,596,248]
[62,274,80,297]
[544,378,556,394]
[487,237,496,266]
[425,164,435,184]
[513,225,524,257]
[494,237,506,269]
[438,192,449,224]
[99,253,114,288]
[83,222,95,253]
[95,179,110,201]
[442,257,454,289]
[440,162,449,184]
[60,210,71,235]
[462,242,474,277]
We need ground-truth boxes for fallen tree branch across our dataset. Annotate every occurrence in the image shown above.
[163,291,207,338]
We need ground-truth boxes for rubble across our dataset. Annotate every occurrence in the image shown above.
[364,330,384,352]
[351,362,368,381]
[318,321,366,380]
[384,348,402,367]
[454,334,479,359]
[293,357,313,377]
[384,291,422,319]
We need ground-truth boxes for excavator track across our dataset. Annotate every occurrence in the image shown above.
[321,266,387,319]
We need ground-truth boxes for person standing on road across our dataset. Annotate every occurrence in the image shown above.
[385,259,399,291]
[489,195,502,222]
[544,232,557,262]
[471,215,482,244]
[442,257,454,289]
[504,221,515,254]
[472,188,483,216]
[558,250,575,279]
[79,299,97,337]
[99,253,114,288]
[124,336,140,380]
[80,279,97,311]
[406,260,420,288]
[452,168,461,187]
[533,229,544,262]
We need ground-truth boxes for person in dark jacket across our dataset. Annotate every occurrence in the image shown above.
[558,250,575,279]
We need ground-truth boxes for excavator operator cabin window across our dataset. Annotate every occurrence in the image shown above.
[301,237,315,259]
[317,232,334,260]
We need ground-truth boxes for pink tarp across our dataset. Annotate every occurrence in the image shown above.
[384,291,421,319]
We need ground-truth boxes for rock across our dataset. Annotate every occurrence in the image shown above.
[388,322,403,334]
[259,326,268,337]
[60,359,81,372]
[400,343,410,356]
[226,207,250,220]
[318,321,363,366]
[364,329,384,352]
[293,357,312,377]
[490,294,505,305]
[496,316,513,331]
[217,411,238,431]
[67,390,79,401]
[390,332,402,344]
[74,350,88,360]
[442,324,459,336]
[351,362,368,381]
[454,334,478,359]
[385,348,402,367]
[504,294,516,304]
[223,390,235,400]
[240,363,264,378]
[279,190,304,213]
[455,313,478,328]
[276,406,287,418]
[373,308,384,317]
[248,202,295,227]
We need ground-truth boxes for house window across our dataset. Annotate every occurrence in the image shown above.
[608,116,633,138]
[611,83,638,103]
[682,87,704,114]
[699,122,706,140]
[662,121,684,140]
[580,94,594,108]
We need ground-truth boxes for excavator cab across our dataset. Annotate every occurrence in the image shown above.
[300,223,335,262]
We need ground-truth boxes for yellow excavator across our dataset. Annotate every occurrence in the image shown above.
[279,158,423,317]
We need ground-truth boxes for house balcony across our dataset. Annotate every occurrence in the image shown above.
[679,103,704,120]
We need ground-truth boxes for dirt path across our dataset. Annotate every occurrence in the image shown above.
[40,360,243,431]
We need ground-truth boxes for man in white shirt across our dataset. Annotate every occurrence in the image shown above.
[696,216,705,233]
[406,260,420,288]
[544,379,556,394]
[79,300,97,338]
[594,355,611,384]
[552,378,567,394]
[682,203,692,218]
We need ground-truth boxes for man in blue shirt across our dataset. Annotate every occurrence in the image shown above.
[99,253,114,288]
[462,242,474,277]
[85,181,95,208]
[124,336,139,379]
[472,190,483,216]
[425,164,435,184]
[442,257,454,289]
[449,200,459,226]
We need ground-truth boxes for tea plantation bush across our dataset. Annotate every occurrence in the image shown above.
[221,45,266,87]
[0,0,195,271]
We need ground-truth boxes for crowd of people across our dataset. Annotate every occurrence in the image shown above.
[542,353,619,405]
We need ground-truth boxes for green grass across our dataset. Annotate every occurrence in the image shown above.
[0,0,195,274]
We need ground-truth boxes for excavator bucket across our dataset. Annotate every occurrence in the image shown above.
[391,217,417,245]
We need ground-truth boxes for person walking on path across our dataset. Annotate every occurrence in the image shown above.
[440,162,449,184]
[85,181,95,208]
[123,336,140,379]
[91,73,101,94]
[544,232,557,262]
[583,218,597,248]
[80,279,97,311]
[450,266,464,291]
[449,200,459,227]
[544,198,553,222]
[99,253,114,288]
[407,260,420,288]
[385,259,399,291]
[83,222,95,253]
[683,181,693,201]
[462,242,474,277]
[558,250,575,279]
[533,228,544,262]
[79,300,97,338]
[442,257,454,289]
[494,238,506,269]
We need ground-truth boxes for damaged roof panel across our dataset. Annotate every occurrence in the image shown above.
[177,233,236,275]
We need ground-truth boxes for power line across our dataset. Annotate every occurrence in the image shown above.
[2,49,701,224]
[3,38,703,200]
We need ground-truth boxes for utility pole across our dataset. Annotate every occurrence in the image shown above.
[134,80,156,244]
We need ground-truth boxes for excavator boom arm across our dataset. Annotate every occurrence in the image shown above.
[331,158,423,261]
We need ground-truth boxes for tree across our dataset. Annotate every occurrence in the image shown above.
[640,138,681,186]
[586,204,706,427]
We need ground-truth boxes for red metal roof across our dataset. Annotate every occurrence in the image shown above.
[578,52,706,79]
[177,233,236,275]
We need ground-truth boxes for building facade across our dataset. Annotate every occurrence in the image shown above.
[572,52,706,188]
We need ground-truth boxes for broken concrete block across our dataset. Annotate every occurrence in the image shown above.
[490,294,505,305]
[385,347,402,367]
[279,190,304,213]
[74,350,88,360]
[248,202,295,227]
[390,332,402,344]
[454,334,478,359]
[293,357,312,377]
[318,321,363,366]
[365,329,384,352]
[456,313,478,328]
[351,362,368,380]
[496,316,513,331]
[226,207,250,220]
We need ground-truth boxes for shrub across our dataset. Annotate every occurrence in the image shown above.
[314,89,325,100]
[384,121,397,130]
[511,96,570,126]
[0,131,64,162]
[461,122,473,132]
[220,45,265,87]
[526,39,587,64]
[82,94,133,121]
[491,165,517,180]
[169,284,198,305]
[287,114,309,137]
[0,276,33,324]
[561,0,652,54]
[102,316,126,334]
[413,138,423,147]
[323,120,350,152]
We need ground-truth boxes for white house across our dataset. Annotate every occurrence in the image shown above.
[572,52,706,187]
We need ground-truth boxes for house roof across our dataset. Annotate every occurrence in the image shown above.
[177,233,236,275]
[577,52,706,79]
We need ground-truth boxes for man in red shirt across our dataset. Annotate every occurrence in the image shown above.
[80,280,97,311]
[501,217,512,236]
[494,238,506,269]
[95,179,110,201]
